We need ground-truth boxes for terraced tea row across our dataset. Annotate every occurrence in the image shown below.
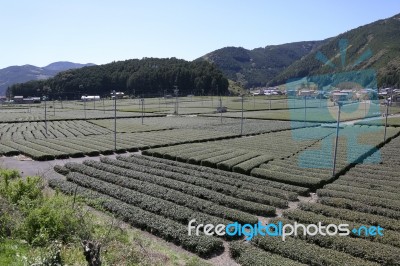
[48,178,223,256]
[143,127,334,174]
[90,116,318,135]
[0,129,234,160]
[250,125,400,188]
[0,120,111,140]
[48,155,309,256]
[229,135,400,266]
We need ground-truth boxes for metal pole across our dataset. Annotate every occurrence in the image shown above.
[141,98,144,125]
[94,97,96,110]
[53,100,55,116]
[44,97,48,135]
[103,97,105,114]
[240,95,244,135]
[220,95,223,124]
[332,103,341,177]
[304,96,307,126]
[384,101,389,142]
[269,93,272,110]
[253,94,255,108]
[364,99,367,117]
[319,92,322,108]
[84,99,86,119]
[114,91,117,151]
[174,86,179,115]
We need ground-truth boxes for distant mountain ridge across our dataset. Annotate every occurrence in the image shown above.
[0,62,95,95]
[269,13,400,87]
[199,13,400,89]
[197,41,327,88]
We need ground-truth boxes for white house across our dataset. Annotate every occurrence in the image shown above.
[81,95,100,101]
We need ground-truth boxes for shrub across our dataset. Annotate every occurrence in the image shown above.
[18,195,90,246]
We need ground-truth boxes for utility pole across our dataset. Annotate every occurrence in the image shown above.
[332,102,342,177]
[113,90,117,151]
[84,98,87,119]
[220,95,223,124]
[364,97,367,117]
[174,86,179,115]
[304,96,307,127]
[269,93,272,110]
[384,99,389,142]
[240,95,244,135]
[141,98,144,125]
[44,96,48,135]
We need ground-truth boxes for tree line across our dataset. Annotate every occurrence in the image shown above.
[7,58,229,99]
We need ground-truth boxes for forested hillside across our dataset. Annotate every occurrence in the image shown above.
[270,13,400,87]
[8,58,228,99]
[198,41,325,88]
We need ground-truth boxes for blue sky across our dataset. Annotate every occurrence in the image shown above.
[0,0,399,68]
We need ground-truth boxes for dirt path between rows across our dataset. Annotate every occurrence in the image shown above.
[0,151,142,179]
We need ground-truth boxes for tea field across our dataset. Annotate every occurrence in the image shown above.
[1,97,400,265]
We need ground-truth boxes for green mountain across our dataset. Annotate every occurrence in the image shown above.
[270,13,400,87]
[8,58,228,99]
[197,41,326,88]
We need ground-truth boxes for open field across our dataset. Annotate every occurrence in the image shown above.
[1,96,400,265]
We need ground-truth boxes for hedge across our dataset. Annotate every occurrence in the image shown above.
[319,197,400,219]
[200,150,248,168]
[333,179,399,194]
[45,138,101,156]
[0,143,19,156]
[232,155,274,174]
[65,171,232,227]
[53,165,70,176]
[299,202,400,231]
[187,149,233,165]
[284,209,400,248]
[323,184,400,201]
[102,157,288,208]
[229,241,305,266]
[1,141,54,161]
[251,168,322,188]
[118,155,298,201]
[252,235,380,266]
[130,154,309,195]
[217,152,261,171]
[317,189,400,212]
[269,217,400,265]
[47,178,223,256]
[64,163,259,224]
[81,160,276,216]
